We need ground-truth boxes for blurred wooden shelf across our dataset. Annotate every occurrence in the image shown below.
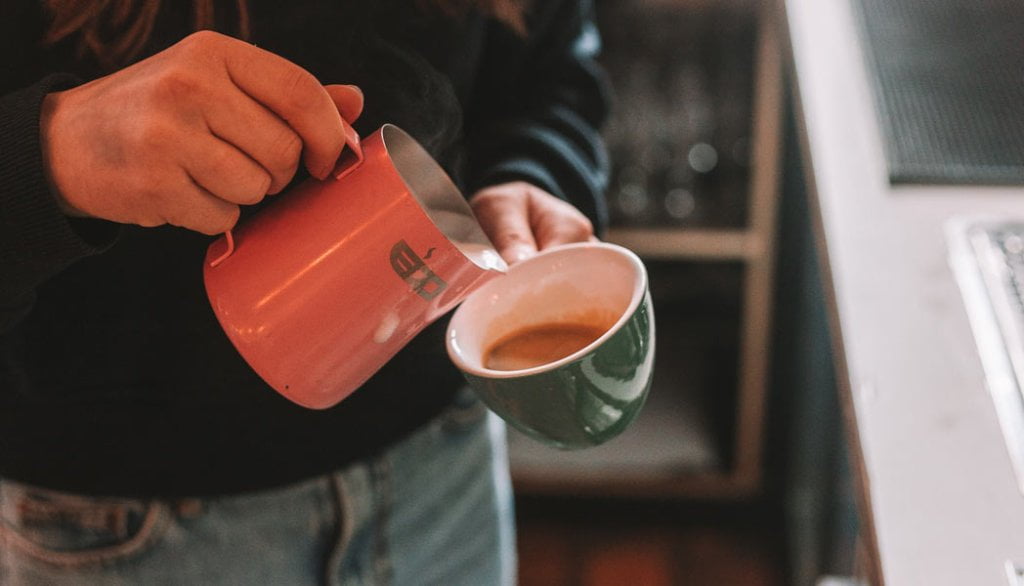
[607,227,765,260]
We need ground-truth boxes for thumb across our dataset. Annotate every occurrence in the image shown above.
[324,84,364,123]
[470,190,538,265]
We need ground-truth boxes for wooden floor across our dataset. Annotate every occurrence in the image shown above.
[515,496,787,586]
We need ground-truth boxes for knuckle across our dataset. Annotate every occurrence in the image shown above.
[270,129,303,172]
[134,179,179,228]
[212,206,241,233]
[240,173,271,204]
[571,214,594,236]
[471,192,514,216]
[200,148,239,181]
[555,216,594,242]
[212,147,243,175]
[205,154,270,204]
[184,206,240,236]
[487,189,520,205]
[135,216,164,228]
[179,30,225,52]
[159,207,187,229]
[281,68,324,111]
[500,231,533,246]
[151,69,199,103]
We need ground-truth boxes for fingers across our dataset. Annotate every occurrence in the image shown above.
[530,195,596,250]
[470,187,538,264]
[204,84,363,194]
[202,91,302,194]
[169,173,242,235]
[471,182,596,265]
[214,34,346,179]
[324,84,364,123]
[182,133,272,206]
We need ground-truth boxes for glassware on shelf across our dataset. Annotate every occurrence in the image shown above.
[663,187,697,221]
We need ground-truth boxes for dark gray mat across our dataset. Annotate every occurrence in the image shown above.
[852,0,1024,185]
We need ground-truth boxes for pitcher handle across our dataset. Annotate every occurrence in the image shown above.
[208,118,364,268]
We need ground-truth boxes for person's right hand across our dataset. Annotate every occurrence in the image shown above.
[39,30,364,235]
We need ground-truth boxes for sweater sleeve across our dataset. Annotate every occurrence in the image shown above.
[0,75,119,332]
[463,0,611,235]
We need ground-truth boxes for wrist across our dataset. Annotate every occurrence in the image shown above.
[39,91,91,218]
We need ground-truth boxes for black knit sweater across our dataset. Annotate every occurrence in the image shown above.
[0,0,609,496]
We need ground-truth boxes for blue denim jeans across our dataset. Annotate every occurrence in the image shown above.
[0,389,516,585]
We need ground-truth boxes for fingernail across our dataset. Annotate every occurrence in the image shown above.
[343,84,363,97]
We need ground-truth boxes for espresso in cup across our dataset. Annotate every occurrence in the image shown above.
[483,321,611,371]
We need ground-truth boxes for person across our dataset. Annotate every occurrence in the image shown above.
[0,0,609,583]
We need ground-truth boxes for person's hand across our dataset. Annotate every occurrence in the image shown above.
[469,181,597,265]
[39,30,364,235]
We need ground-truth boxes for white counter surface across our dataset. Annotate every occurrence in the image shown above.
[783,0,1024,583]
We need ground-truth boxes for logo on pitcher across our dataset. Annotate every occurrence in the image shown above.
[390,240,448,300]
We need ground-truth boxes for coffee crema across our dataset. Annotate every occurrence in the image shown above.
[482,322,608,371]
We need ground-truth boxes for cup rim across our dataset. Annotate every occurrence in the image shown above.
[446,241,648,379]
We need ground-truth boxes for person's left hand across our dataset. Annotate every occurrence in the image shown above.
[469,181,597,266]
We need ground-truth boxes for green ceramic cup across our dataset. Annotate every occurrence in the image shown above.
[446,242,655,449]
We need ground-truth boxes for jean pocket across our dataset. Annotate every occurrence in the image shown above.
[0,482,170,569]
[438,386,489,436]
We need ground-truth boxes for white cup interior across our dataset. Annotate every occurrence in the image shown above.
[447,242,646,377]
